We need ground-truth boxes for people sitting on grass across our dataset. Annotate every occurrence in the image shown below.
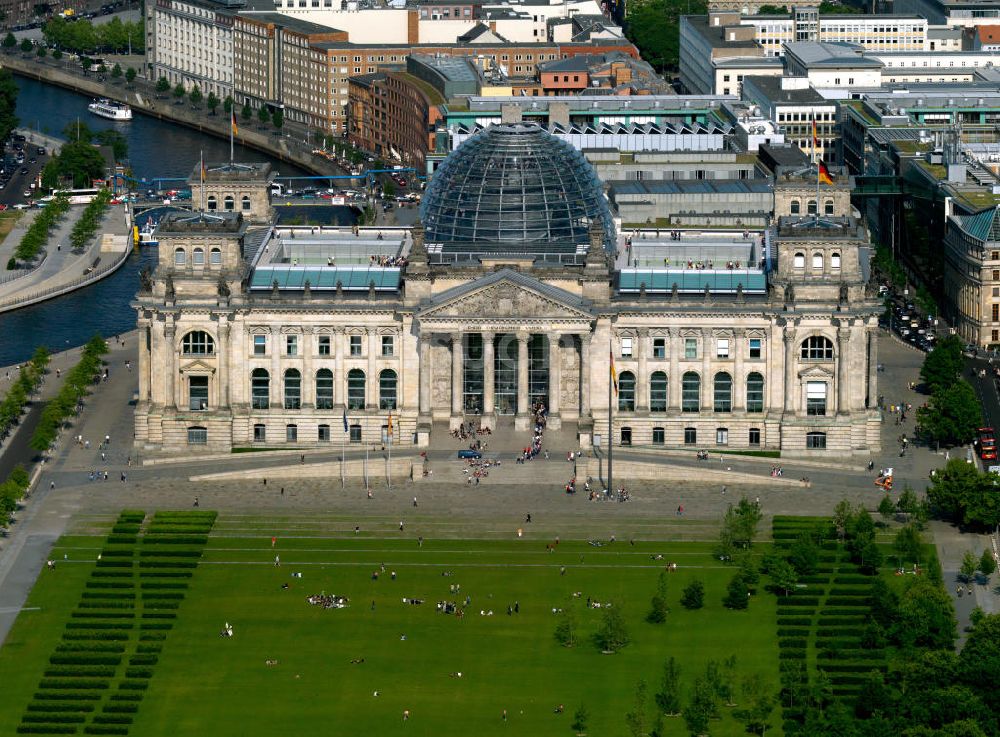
[220,622,234,637]
[307,593,348,609]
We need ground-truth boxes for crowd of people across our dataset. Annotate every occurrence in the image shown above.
[516,403,548,464]
[307,593,348,610]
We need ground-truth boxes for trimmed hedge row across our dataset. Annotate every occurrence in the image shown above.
[117,680,148,691]
[779,638,808,649]
[90,571,133,579]
[141,612,177,619]
[55,644,124,654]
[141,593,183,601]
[128,655,157,666]
[77,601,134,609]
[816,616,867,626]
[84,582,134,590]
[826,596,871,606]
[101,704,137,714]
[137,571,192,579]
[105,536,137,545]
[91,716,132,725]
[776,598,822,607]
[33,693,101,702]
[140,535,207,545]
[21,714,85,724]
[778,649,806,659]
[44,666,116,678]
[26,703,95,713]
[818,649,885,661]
[84,726,128,735]
[124,667,153,679]
[64,623,132,630]
[135,644,162,654]
[777,617,812,627]
[81,592,134,600]
[38,679,109,690]
[62,632,129,642]
[138,560,197,569]
[49,656,122,666]
[16,726,76,734]
[817,663,887,673]
[138,549,202,558]
[138,632,167,642]
[139,583,187,590]
[108,694,142,702]
[778,628,811,638]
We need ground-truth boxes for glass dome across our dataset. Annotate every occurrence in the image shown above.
[420,123,615,253]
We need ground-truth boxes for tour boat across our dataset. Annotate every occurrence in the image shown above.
[138,220,158,246]
[87,99,133,121]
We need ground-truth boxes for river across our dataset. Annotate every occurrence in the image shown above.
[0,77,354,366]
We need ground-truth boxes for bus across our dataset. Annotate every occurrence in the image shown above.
[52,188,102,205]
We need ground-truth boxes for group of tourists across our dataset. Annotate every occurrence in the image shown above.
[307,593,348,609]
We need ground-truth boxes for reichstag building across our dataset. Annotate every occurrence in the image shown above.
[133,123,882,456]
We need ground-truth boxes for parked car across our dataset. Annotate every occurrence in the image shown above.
[457,449,482,459]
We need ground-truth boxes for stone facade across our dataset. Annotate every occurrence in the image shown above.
[188,163,275,225]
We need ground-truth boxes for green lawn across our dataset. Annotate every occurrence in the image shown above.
[0,514,783,737]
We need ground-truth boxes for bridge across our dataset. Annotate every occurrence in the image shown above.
[850,175,938,199]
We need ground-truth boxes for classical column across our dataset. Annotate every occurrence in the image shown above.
[483,331,495,416]
[367,328,378,410]
[139,319,153,403]
[418,333,431,417]
[580,334,592,417]
[270,329,281,409]
[334,328,345,407]
[669,331,680,411]
[701,328,712,411]
[218,321,231,408]
[635,329,649,412]
[837,326,851,414]
[451,332,463,416]
[163,323,176,410]
[866,327,878,409]
[783,326,796,413]
[516,332,530,416]
[302,327,314,409]
[732,328,745,412]
[548,333,561,415]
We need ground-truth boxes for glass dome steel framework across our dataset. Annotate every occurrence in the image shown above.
[421,123,616,253]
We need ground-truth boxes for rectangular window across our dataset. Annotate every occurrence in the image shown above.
[253,335,267,355]
[684,338,697,359]
[993,330,999,343]
[318,336,331,356]
[381,335,394,357]
[806,381,827,416]
[620,337,633,357]
[187,427,207,445]
[653,338,666,359]
[684,427,697,445]
[716,428,729,446]
[188,376,209,411]
[286,424,298,442]
[652,427,665,445]
[318,424,331,442]
[350,335,362,356]
[253,424,266,442]
[993,304,999,322]
[749,428,761,446]
[286,335,298,356]
[806,432,827,449]
[716,339,730,358]
[349,424,362,443]
[749,338,762,359]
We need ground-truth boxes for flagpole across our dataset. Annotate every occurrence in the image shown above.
[199,150,206,212]
[365,440,369,491]
[387,414,392,490]
[813,116,820,224]
[341,419,346,490]
[229,112,234,164]
[607,341,614,497]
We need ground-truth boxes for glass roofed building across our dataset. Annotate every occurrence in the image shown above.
[134,133,882,459]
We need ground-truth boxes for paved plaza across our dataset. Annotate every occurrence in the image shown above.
[0,326,996,644]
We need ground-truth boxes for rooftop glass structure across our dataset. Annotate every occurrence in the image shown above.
[421,123,616,255]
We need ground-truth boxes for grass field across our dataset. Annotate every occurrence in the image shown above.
[0,512,785,737]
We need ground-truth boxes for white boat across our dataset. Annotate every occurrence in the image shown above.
[87,99,132,121]
[138,220,158,246]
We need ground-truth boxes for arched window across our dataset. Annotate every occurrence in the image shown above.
[650,371,667,413]
[793,252,805,268]
[224,194,235,211]
[241,195,251,211]
[174,247,186,265]
[682,371,700,413]
[347,369,366,410]
[210,247,222,265]
[824,199,834,215]
[284,368,301,409]
[618,370,635,412]
[250,368,269,409]
[790,199,800,215]
[801,336,834,360]
[181,331,214,355]
[812,252,823,269]
[831,252,841,269]
[806,431,827,449]
[807,200,817,215]
[193,247,205,265]
[746,372,764,413]
[187,426,207,445]
[207,195,217,211]
[713,371,732,413]
[316,369,333,409]
[379,369,397,410]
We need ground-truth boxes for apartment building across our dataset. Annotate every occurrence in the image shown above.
[151,0,237,99]
[895,0,1000,27]
[742,8,928,56]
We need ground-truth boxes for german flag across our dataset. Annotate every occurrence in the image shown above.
[610,351,618,395]
[387,413,393,437]
[818,161,834,186]
[812,118,819,151]
[231,110,238,136]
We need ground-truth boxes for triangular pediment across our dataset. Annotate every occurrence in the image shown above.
[798,364,834,380]
[179,359,217,374]
[418,269,594,321]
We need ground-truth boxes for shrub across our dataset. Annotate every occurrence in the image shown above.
[138,633,167,641]
[779,638,808,648]
[49,655,122,666]
[83,726,129,735]
[777,617,812,626]
[44,666,116,678]
[64,622,132,630]
[17,726,77,734]
[129,654,158,666]
[117,680,148,690]
[135,644,163,654]
[680,580,705,610]
[61,631,128,641]
[33,692,101,701]
[141,611,177,619]
[92,715,133,725]
[102,704,138,714]
[38,679,109,690]
[108,693,143,702]
[26,702,95,712]
[124,667,153,678]
[55,643,125,653]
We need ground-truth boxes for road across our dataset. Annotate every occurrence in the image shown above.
[0,137,49,208]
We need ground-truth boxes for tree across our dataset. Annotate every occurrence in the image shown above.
[94,129,128,161]
[63,120,94,143]
[878,494,896,523]
[724,572,749,609]
[738,555,760,590]
[961,551,978,583]
[654,657,681,716]
[111,63,122,81]
[735,673,775,735]
[554,610,576,647]
[681,579,704,610]
[241,102,252,124]
[858,540,883,575]
[19,38,32,54]
[257,105,270,127]
[125,67,136,87]
[927,458,981,521]
[788,533,820,575]
[718,496,763,559]
[896,577,957,650]
[206,91,219,115]
[156,76,170,96]
[958,612,1000,714]
[893,524,923,569]
[625,0,707,73]
[188,85,203,108]
[0,69,18,144]
[223,95,234,114]
[49,141,106,188]
[684,676,716,737]
[920,334,964,395]
[571,705,589,735]
[594,605,629,652]
[96,64,107,77]
[2,32,15,52]
[624,680,648,737]
[383,179,397,199]
[756,3,788,11]
[917,379,982,447]
[648,570,669,624]
[897,486,921,520]
[769,557,798,596]
[36,45,46,59]
[172,83,186,104]
[979,549,996,580]
[271,108,283,132]
[52,48,62,60]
